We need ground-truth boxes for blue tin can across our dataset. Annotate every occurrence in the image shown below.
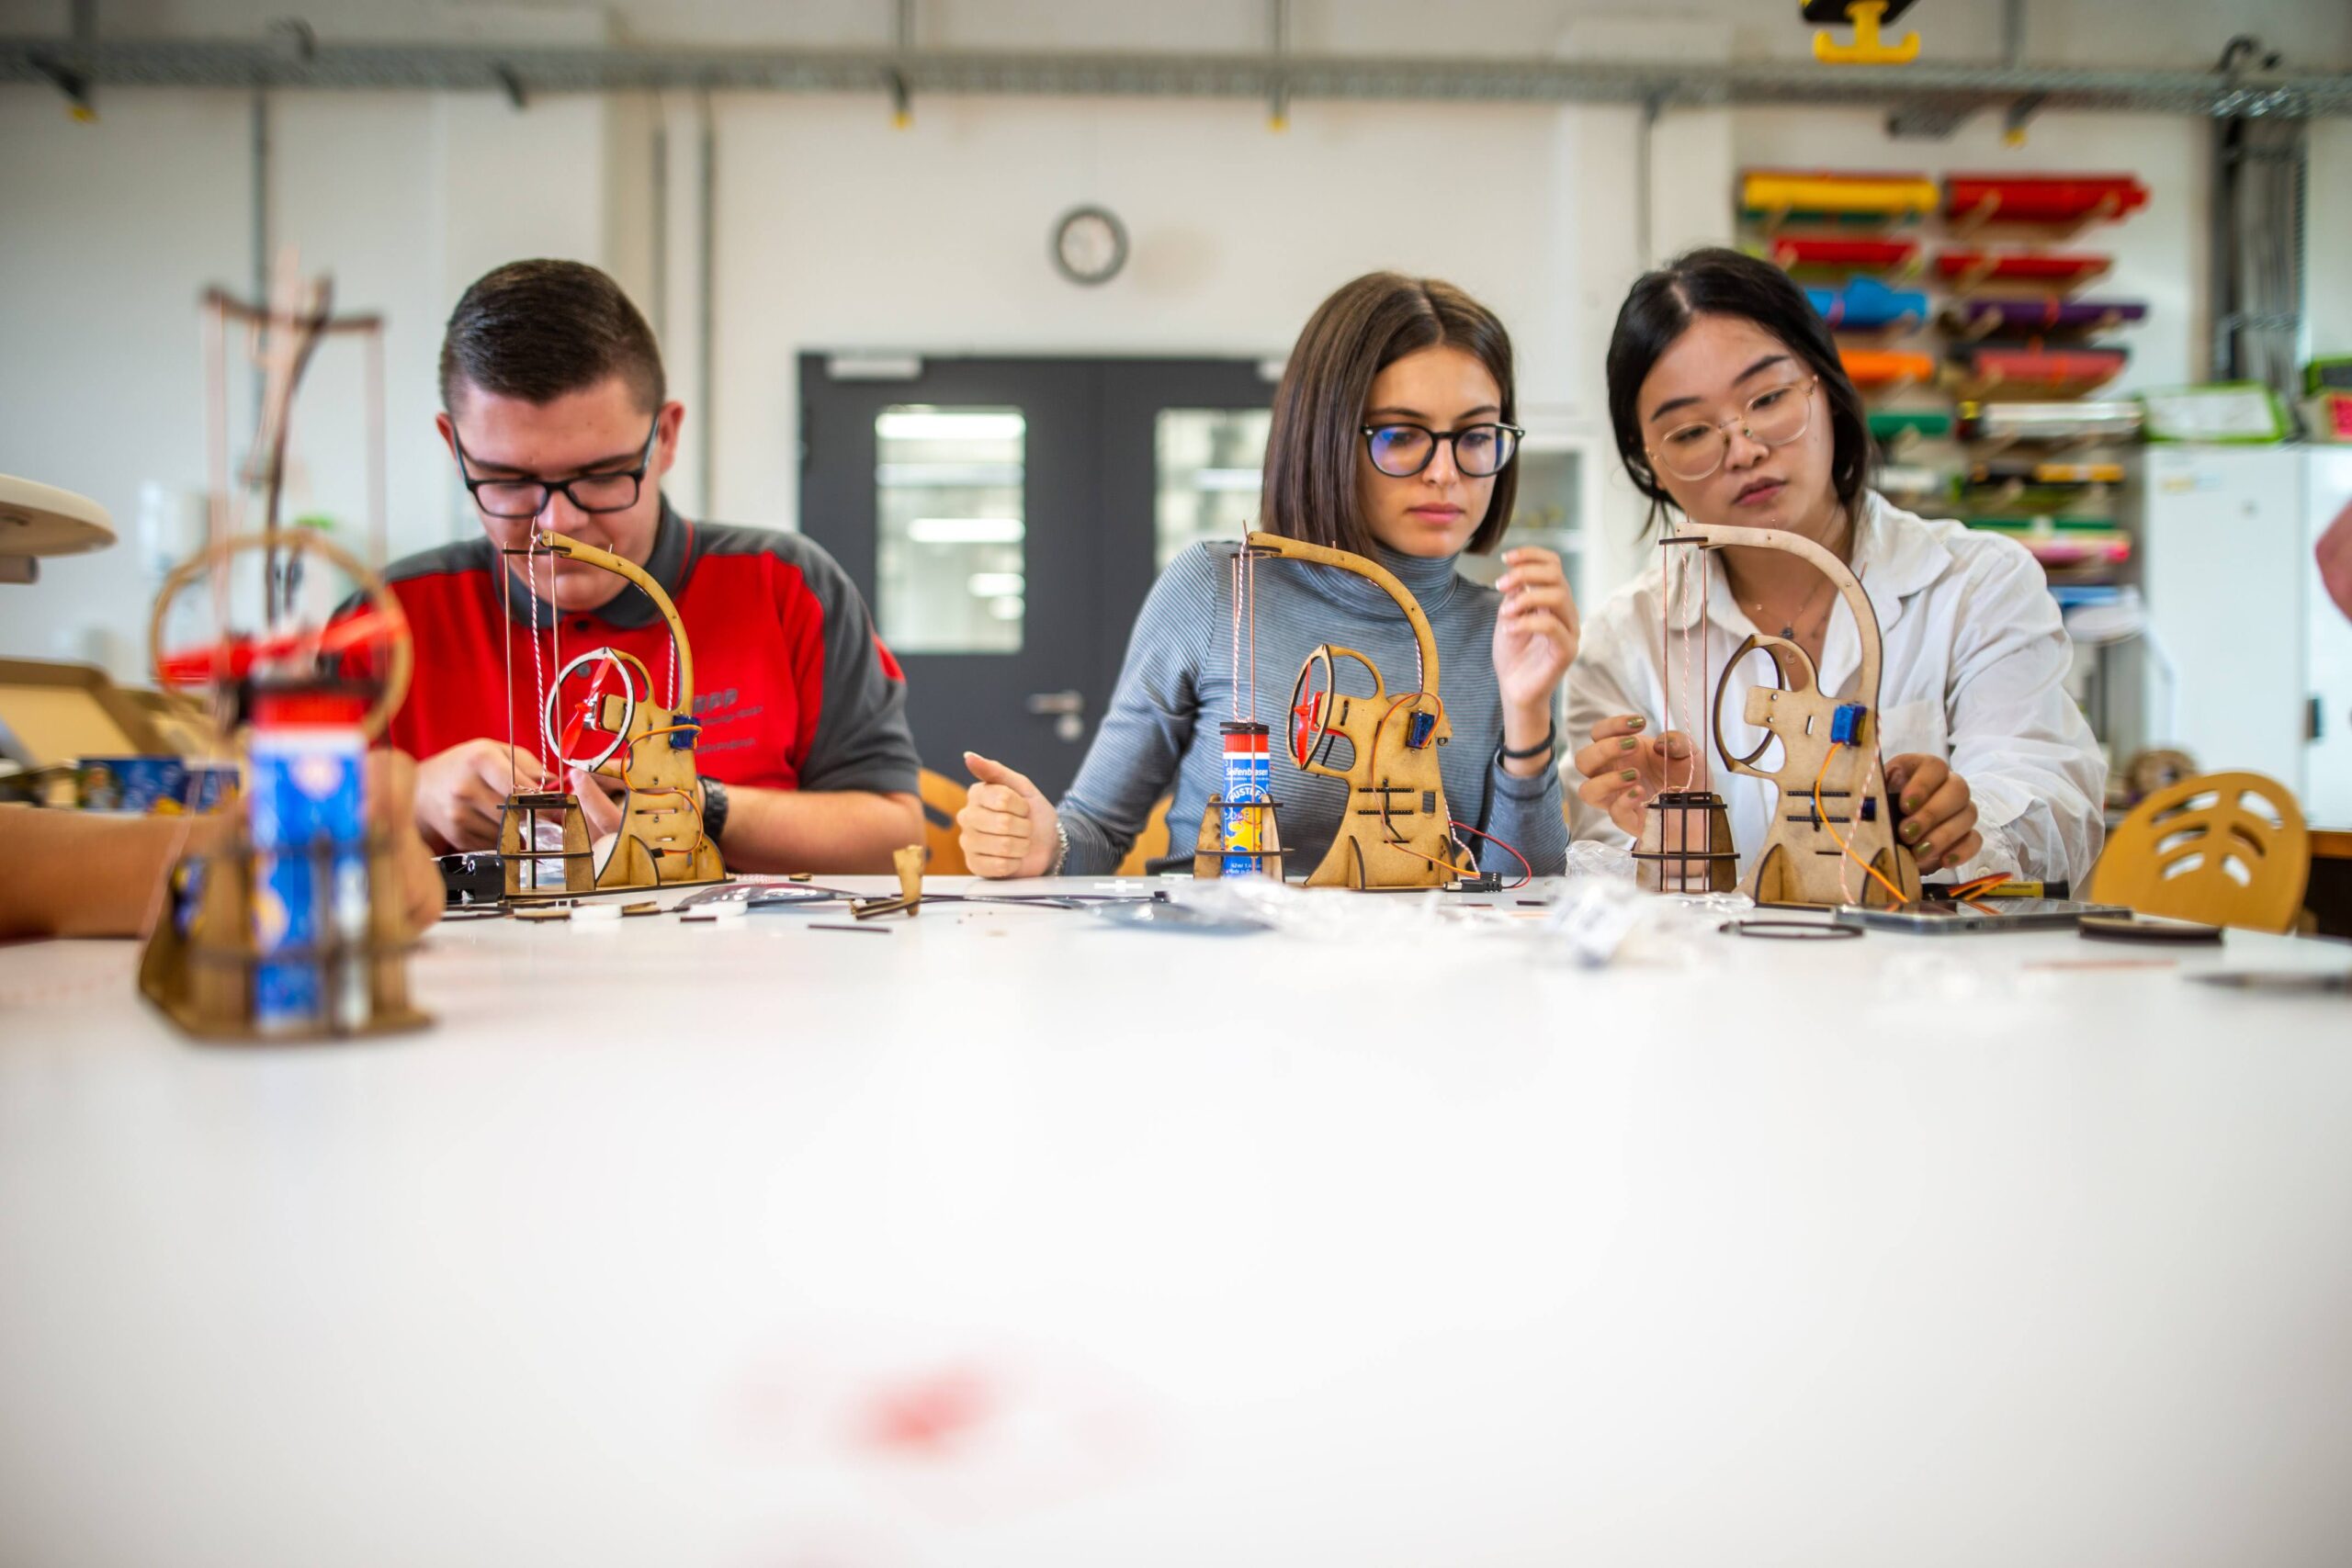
[1218,722,1272,877]
[247,728,365,1034]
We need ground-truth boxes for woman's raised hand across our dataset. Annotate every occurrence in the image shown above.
[1569,715,1697,837]
[956,751,1061,879]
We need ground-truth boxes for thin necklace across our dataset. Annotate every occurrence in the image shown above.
[1746,575,1835,642]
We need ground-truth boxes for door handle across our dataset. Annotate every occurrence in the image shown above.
[1027,690,1085,742]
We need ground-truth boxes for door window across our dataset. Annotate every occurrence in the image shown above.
[875,405,1026,653]
[1154,408,1272,570]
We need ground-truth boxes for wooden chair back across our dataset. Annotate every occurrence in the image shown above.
[2089,771,2310,932]
[1115,795,1173,876]
[917,768,970,877]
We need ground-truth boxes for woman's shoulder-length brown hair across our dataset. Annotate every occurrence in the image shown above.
[1259,273,1519,558]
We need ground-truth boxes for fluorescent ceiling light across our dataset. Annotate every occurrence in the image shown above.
[967,571,1025,596]
[907,517,1025,544]
[876,410,1026,443]
[988,595,1024,621]
[1193,468,1262,492]
[876,462,1024,488]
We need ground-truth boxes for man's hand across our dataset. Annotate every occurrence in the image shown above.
[568,765,628,840]
[414,739,541,852]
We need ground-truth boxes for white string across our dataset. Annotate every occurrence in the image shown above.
[1670,547,1701,794]
[1230,548,1244,724]
[526,528,548,787]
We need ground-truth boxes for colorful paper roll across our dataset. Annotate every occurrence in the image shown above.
[1742,169,1938,221]
[1941,299,2147,336]
[1933,250,2112,290]
[1805,278,1929,332]
[1839,349,1935,388]
[1950,346,2129,395]
[1764,235,1922,274]
[1945,175,2149,225]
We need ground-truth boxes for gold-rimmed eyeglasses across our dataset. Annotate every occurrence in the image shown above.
[1648,377,1818,482]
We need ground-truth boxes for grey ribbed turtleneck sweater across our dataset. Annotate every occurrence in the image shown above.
[1057,540,1566,877]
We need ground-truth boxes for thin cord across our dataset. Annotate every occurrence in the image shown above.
[1248,546,1258,724]
[1668,547,1701,793]
[503,546,517,788]
[1816,740,1909,908]
[1230,548,1243,724]
[526,530,550,787]
[1450,820,1532,889]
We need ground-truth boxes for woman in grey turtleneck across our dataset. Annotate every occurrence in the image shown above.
[956,273,1579,880]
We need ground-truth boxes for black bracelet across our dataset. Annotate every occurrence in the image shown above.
[1499,723,1557,762]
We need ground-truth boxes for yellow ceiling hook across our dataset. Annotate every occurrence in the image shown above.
[1808,0,1921,65]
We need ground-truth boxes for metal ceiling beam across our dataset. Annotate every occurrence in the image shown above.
[3,38,2346,117]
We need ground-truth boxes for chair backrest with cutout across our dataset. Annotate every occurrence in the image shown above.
[917,768,970,877]
[2089,771,2310,932]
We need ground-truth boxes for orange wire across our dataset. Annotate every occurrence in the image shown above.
[1815,741,1909,908]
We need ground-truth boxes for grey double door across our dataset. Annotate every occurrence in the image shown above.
[798,354,1274,799]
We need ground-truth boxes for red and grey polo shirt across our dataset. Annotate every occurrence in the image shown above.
[378,501,919,796]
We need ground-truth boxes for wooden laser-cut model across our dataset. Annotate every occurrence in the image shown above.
[496,530,726,901]
[1235,529,1464,891]
[139,259,430,1041]
[1671,520,1921,910]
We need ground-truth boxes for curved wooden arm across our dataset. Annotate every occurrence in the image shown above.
[1711,631,1819,784]
[537,530,695,711]
[1245,530,1442,697]
[1663,522,1883,710]
[151,528,414,743]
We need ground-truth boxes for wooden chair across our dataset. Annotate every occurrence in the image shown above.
[917,768,970,876]
[1115,795,1173,876]
[2088,771,2311,933]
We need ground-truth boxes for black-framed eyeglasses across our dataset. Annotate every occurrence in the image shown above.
[453,420,661,520]
[1361,422,1524,479]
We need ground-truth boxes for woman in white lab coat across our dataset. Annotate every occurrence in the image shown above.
[1566,248,2107,886]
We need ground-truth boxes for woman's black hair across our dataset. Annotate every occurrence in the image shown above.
[1604,246,1871,534]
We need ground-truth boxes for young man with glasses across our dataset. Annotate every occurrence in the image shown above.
[381,259,922,873]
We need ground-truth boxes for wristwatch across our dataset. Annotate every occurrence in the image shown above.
[698,775,730,844]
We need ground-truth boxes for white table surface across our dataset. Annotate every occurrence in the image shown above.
[4,876,2350,1568]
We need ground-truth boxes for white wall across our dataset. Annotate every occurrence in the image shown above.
[6,0,2352,682]
[0,85,615,679]
[705,93,1640,554]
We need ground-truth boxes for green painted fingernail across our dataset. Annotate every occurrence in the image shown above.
[1620,769,1639,781]
[1902,821,1922,840]
[1627,718,1645,730]
[1903,795,1918,811]
[1620,737,1637,750]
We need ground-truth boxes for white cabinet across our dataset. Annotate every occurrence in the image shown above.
[2136,446,2308,795]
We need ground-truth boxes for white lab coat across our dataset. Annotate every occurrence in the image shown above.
[1565,492,2108,886]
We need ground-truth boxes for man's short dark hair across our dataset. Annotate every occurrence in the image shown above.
[438,259,665,413]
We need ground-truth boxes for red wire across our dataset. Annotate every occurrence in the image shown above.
[1449,820,1532,890]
